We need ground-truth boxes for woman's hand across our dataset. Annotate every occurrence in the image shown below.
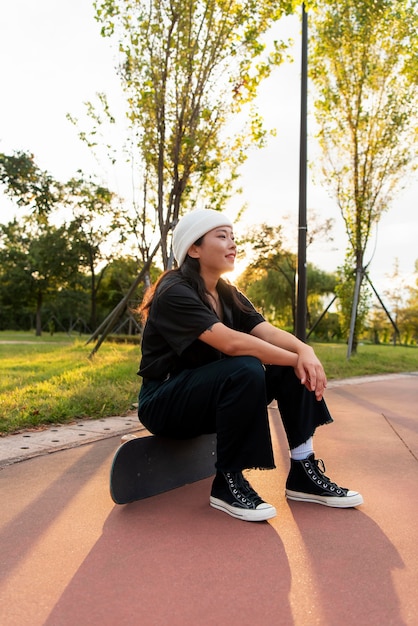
[294,345,327,401]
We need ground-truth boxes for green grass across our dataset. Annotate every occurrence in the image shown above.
[0,330,78,343]
[0,331,140,434]
[0,331,416,434]
[313,342,418,380]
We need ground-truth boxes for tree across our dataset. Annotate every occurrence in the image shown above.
[399,260,418,344]
[91,0,296,268]
[96,255,162,331]
[0,219,34,329]
[237,223,298,327]
[0,218,81,335]
[0,151,63,218]
[381,259,407,344]
[334,255,370,349]
[64,176,123,329]
[0,150,125,331]
[309,0,418,356]
[236,223,337,331]
[97,257,145,313]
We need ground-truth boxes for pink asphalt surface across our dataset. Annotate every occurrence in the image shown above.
[1,373,417,626]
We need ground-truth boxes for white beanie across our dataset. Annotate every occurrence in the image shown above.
[172,209,233,266]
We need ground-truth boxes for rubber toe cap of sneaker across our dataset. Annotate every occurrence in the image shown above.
[347,490,363,505]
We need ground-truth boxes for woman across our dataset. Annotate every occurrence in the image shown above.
[137,209,363,522]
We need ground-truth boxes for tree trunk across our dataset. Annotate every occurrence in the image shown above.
[347,265,363,358]
[35,290,43,337]
[90,270,97,330]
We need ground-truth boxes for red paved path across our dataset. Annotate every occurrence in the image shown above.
[1,373,417,625]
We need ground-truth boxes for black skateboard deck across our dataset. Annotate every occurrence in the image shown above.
[110,433,217,504]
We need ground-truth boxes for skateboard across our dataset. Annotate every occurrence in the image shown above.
[110,433,217,504]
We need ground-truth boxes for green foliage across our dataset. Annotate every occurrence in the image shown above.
[0,218,82,334]
[91,0,297,267]
[0,214,151,334]
[236,222,337,332]
[0,203,163,335]
[63,176,124,328]
[309,0,418,350]
[311,0,418,234]
[96,256,161,316]
[398,263,418,344]
[308,312,342,343]
[0,151,140,334]
[334,255,371,343]
[0,151,63,217]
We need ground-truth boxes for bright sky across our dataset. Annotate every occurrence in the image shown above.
[1,0,417,298]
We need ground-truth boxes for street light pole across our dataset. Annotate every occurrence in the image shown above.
[295,3,308,342]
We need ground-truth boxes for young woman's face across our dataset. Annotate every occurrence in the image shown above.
[188,226,236,274]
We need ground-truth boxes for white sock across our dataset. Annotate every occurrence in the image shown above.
[290,437,314,461]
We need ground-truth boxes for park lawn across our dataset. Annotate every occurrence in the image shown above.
[0,331,416,434]
[312,342,418,379]
[0,332,140,434]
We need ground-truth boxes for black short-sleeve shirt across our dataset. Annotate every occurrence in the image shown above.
[138,273,264,380]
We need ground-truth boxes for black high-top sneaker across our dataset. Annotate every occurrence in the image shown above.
[285,454,363,508]
[210,471,277,521]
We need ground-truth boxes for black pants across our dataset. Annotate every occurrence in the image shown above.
[138,356,332,473]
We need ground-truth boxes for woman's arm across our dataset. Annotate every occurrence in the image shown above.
[199,321,327,401]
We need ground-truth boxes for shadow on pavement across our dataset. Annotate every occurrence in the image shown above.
[45,480,292,625]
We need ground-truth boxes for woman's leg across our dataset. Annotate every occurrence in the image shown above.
[139,356,277,521]
[264,365,333,449]
[264,365,363,508]
[138,356,275,472]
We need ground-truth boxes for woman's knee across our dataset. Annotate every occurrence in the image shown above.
[227,355,265,386]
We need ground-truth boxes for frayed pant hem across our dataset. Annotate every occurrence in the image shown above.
[288,418,333,451]
[215,465,276,473]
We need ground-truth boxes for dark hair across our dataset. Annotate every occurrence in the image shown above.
[139,235,249,321]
